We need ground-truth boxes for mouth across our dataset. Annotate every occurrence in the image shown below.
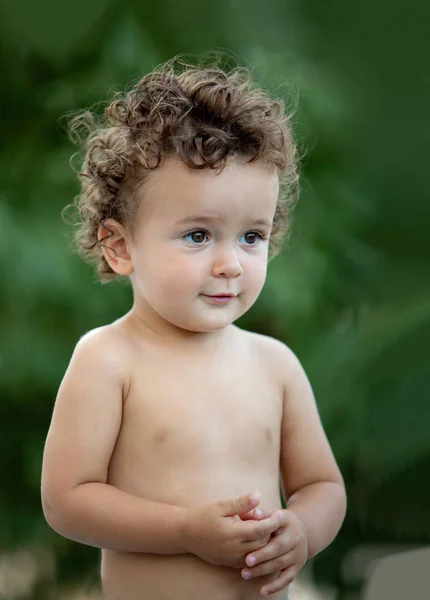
[204,293,235,298]
[201,293,237,304]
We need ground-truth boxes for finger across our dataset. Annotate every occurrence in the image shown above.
[240,508,271,521]
[218,491,260,517]
[240,508,263,521]
[241,551,295,579]
[256,511,287,539]
[271,526,283,536]
[242,510,284,543]
[245,532,293,567]
[260,566,296,596]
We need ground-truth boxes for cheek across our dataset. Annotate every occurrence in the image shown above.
[244,255,268,287]
[156,253,203,297]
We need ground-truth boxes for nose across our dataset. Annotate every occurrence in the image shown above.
[211,244,243,279]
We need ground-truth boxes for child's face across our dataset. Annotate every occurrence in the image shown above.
[127,156,279,333]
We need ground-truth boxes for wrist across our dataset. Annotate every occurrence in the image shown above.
[179,506,194,554]
[285,507,307,533]
[284,508,308,562]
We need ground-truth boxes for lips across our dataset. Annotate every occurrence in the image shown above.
[201,293,237,304]
[203,293,235,298]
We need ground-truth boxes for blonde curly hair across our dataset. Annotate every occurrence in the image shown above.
[67,57,299,281]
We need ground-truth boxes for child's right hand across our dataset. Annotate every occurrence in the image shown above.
[183,492,287,568]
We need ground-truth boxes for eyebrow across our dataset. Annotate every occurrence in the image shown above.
[176,216,273,228]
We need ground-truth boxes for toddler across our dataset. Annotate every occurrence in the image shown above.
[41,57,346,600]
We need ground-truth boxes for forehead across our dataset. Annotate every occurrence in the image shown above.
[139,156,279,222]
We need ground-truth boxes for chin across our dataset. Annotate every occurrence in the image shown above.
[195,315,239,333]
[184,322,231,334]
[174,314,234,333]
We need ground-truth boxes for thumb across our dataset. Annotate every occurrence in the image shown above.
[218,492,261,517]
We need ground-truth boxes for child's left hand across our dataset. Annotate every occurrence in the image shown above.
[240,509,308,596]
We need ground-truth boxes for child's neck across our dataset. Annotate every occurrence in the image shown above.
[125,301,232,349]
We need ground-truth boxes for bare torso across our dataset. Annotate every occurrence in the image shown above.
[101,321,288,600]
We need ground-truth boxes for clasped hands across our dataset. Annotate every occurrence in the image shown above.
[239,503,308,595]
[184,491,308,597]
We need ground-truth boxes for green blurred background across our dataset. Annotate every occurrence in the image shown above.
[1,0,429,598]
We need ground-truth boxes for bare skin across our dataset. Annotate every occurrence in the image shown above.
[42,157,346,600]
[104,319,289,600]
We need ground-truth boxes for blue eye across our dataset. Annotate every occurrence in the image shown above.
[184,230,208,244]
[240,231,263,245]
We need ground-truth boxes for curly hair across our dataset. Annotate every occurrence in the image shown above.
[66,56,299,281]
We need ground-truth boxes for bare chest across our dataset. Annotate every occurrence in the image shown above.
[132,356,279,437]
[110,351,283,491]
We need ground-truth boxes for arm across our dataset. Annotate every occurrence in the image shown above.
[41,330,187,554]
[279,346,347,559]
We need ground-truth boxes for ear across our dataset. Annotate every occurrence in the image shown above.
[97,219,134,276]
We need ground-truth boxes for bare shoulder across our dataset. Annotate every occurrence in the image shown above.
[235,327,301,380]
[71,321,132,388]
[76,320,129,354]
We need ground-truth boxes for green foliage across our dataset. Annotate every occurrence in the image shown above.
[1,0,428,595]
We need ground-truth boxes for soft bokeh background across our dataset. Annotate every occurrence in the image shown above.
[1,0,429,598]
